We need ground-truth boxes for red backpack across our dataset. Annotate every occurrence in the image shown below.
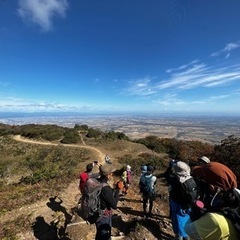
[79,172,89,192]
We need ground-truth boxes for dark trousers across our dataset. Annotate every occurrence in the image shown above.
[95,214,112,240]
[142,194,154,214]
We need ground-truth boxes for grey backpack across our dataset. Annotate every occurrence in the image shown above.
[81,178,107,224]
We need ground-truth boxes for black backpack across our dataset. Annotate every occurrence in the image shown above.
[211,188,240,232]
[222,207,240,232]
[181,177,199,207]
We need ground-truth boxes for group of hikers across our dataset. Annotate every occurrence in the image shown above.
[78,154,240,240]
[164,156,240,240]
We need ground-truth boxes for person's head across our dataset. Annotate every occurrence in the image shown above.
[141,165,147,174]
[172,161,191,177]
[147,165,154,174]
[86,163,93,172]
[126,165,131,171]
[198,156,210,165]
[99,164,113,179]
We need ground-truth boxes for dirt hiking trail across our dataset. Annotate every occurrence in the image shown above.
[1,135,174,240]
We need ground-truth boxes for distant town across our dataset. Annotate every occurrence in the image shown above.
[0,112,240,144]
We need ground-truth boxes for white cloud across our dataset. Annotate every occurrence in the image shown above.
[18,0,68,31]
[125,77,158,96]
[153,94,185,106]
[124,62,240,98]
[0,97,94,112]
[166,60,198,73]
[208,95,229,100]
[210,42,240,58]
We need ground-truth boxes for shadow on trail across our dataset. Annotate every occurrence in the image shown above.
[142,217,174,240]
[32,216,59,240]
[45,196,73,239]
[113,213,173,240]
[119,197,142,203]
[112,214,137,235]
[117,206,143,217]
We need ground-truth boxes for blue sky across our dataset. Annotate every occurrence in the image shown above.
[1,0,240,115]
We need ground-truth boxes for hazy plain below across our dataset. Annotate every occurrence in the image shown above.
[0,112,240,144]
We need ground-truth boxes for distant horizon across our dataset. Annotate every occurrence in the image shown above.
[1,110,240,145]
[0,111,240,119]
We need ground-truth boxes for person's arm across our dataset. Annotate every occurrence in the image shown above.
[90,172,100,179]
[151,176,157,188]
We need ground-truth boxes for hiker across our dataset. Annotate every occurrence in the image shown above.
[197,156,210,165]
[185,188,240,239]
[79,163,100,194]
[95,164,119,240]
[104,154,112,165]
[164,160,198,240]
[121,165,132,195]
[192,161,237,209]
[139,165,157,218]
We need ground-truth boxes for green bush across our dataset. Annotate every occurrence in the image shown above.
[60,129,80,144]
[74,124,89,131]
[86,127,103,138]
[20,124,65,141]
[104,131,129,140]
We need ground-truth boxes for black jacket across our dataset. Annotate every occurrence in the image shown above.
[98,177,119,210]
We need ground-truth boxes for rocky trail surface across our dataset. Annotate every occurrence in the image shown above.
[0,136,174,240]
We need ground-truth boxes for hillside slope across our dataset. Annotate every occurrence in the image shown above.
[0,135,174,240]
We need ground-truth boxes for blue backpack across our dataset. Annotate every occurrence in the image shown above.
[139,174,155,196]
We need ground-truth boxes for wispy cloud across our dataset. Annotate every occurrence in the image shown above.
[125,77,158,96]
[208,95,229,100]
[153,94,230,109]
[166,60,199,73]
[18,0,68,32]
[153,94,186,106]
[210,42,240,58]
[124,62,240,97]
[0,97,94,112]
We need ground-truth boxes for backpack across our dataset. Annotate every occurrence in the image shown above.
[180,177,199,207]
[79,172,89,192]
[126,170,131,184]
[139,174,155,197]
[222,207,240,232]
[81,178,107,224]
[211,188,240,232]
